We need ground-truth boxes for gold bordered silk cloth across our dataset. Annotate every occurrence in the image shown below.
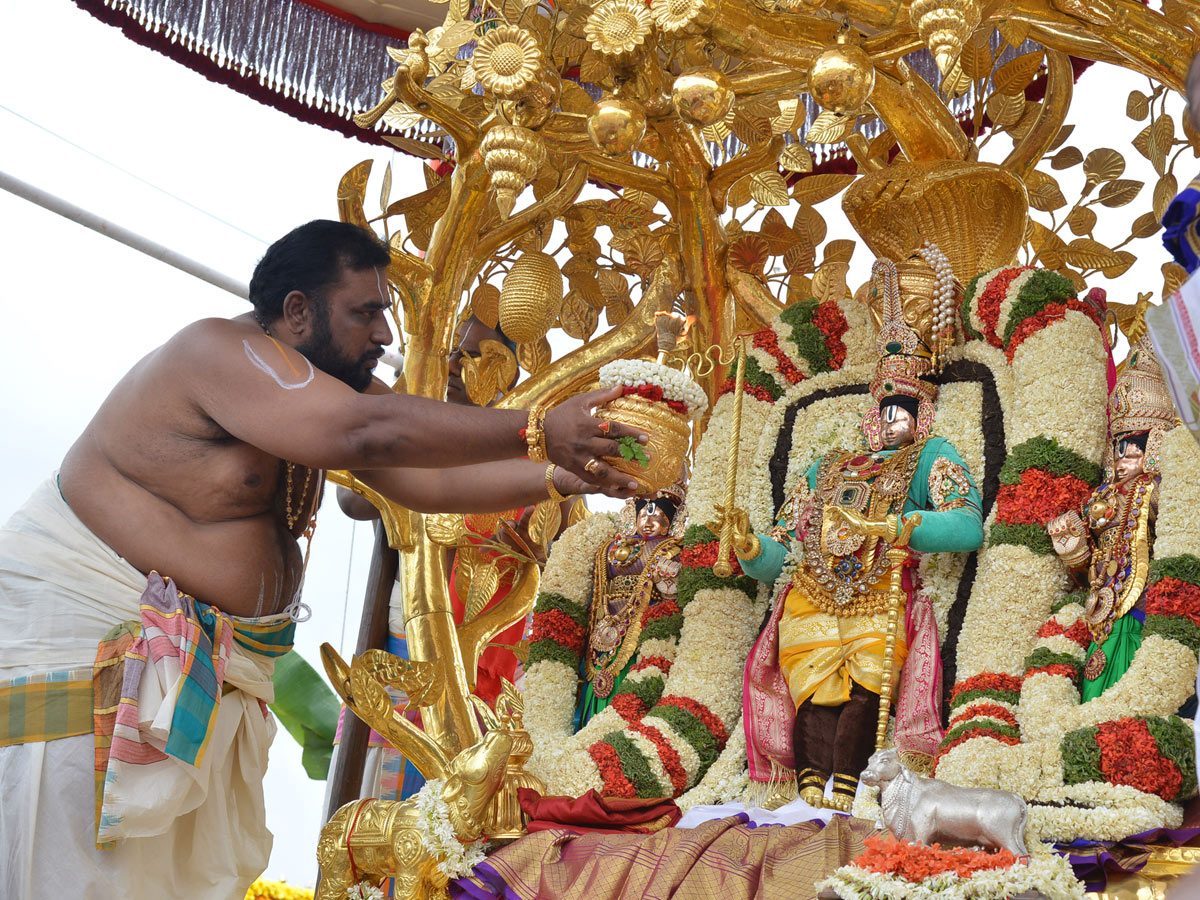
[452,814,875,900]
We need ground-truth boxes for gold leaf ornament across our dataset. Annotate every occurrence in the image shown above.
[992,51,1043,95]
[1131,211,1163,239]
[1065,238,1126,272]
[526,499,563,555]
[461,339,520,405]
[517,337,551,375]
[1067,206,1096,236]
[1050,146,1083,170]
[750,170,790,206]
[1025,169,1067,212]
[1083,148,1125,187]
[471,282,501,328]
[356,649,444,709]
[1164,262,1188,299]
[804,110,856,144]
[558,290,601,340]
[780,142,814,173]
[1097,179,1144,208]
[463,560,502,623]
[985,91,1024,129]
[1154,174,1179,221]
[426,513,468,547]
[791,173,855,205]
[1127,90,1150,122]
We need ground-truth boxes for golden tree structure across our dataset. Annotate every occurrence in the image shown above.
[325,0,1200,870]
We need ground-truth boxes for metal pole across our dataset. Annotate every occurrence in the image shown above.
[0,170,249,300]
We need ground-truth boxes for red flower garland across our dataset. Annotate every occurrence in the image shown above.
[754,329,805,385]
[949,673,1023,706]
[974,267,1030,348]
[530,608,587,654]
[1026,662,1079,680]
[1145,577,1200,626]
[1006,299,1104,362]
[935,728,1021,770]
[1037,619,1065,639]
[995,468,1092,526]
[716,378,778,402]
[632,655,674,676]
[854,834,1017,881]
[642,599,681,625]
[1064,618,1093,649]
[812,300,849,340]
[949,702,1018,730]
[588,740,637,798]
[621,384,688,416]
[1096,718,1184,801]
[679,540,744,574]
[628,720,688,794]
[658,695,729,746]
[610,692,648,723]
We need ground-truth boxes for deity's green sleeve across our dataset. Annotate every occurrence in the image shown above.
[739,459,822,586]
[901,437,984,554]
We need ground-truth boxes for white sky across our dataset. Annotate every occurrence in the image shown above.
[0,0,1189,887]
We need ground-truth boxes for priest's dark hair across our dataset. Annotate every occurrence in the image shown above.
[248,220,391,326]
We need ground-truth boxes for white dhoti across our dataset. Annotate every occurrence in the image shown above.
[0,479,292,900]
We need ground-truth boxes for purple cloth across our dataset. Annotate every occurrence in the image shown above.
[1055,825,1200,891]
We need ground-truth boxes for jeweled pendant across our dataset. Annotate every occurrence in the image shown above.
[592,669,615,698]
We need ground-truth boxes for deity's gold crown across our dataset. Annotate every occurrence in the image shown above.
[867,257,938,407]
[1109,335,1176,440]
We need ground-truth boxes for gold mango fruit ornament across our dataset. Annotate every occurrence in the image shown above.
[808,34,875,115]
[671,67,734,127]
[499,251,563,343]
[481,124,548,218]
[587,96,647,156]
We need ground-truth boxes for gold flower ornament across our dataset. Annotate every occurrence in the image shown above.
[474,26,543,99]
[586,0,654,65]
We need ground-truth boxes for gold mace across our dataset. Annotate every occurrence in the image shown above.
[875,512,922,750]
[713,335,748,579]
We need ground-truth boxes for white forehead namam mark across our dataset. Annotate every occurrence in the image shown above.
[243,339,315,390]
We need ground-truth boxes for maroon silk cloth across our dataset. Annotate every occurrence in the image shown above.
[518,788,681,834]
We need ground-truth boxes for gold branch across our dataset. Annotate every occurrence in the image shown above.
[472,163,590,269]
[709,135,785,212]
[390,67,482,153]
[1003,50,1074,181]
[456,563,539,691]
[582,152,676,203]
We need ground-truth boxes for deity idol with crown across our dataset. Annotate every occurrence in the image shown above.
[721,253,985,811]
[575,481,687,730]
[1048,336,1179,699]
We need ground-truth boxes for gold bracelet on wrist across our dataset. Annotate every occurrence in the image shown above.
[734,534,762,562]
[545,463,567,503]
[525,405,548,463]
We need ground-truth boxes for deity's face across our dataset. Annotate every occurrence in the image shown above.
[636,502,672,538]
[1113,435,1147,484]
[881,403,916,450]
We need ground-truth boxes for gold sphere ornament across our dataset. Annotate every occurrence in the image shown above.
[909,0,980,76]
[670,67,734,127]
[481,124,547,218]
[586,96,647,156]
[499,251,563,344]
[809,36,875,114]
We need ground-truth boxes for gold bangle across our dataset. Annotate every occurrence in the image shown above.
[525,405,548,463]
[733,533,762,562]
[545,464,567,503]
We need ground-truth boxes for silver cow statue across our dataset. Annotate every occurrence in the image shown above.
[861,748,1029,858]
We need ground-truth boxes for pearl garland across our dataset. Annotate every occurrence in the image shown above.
[919,241,958,362]
[599,359,710,419]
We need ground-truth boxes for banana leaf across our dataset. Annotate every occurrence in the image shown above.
[269,650,341,780]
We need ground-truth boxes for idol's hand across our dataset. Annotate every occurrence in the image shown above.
[824,506,899,541]
[712,504,759,559]
[544,387,647,493]
[1048,510,1088,564]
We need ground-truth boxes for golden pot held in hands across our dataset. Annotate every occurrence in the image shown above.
[597,394,691,494]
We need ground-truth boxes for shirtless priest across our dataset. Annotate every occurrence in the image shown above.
[0,220,643,900]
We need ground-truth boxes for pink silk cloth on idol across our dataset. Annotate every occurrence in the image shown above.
[742,560,944,784]
[453,814,875,900]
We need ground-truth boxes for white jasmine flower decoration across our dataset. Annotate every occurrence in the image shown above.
[599,359,709,419]
[412,779,489,879]
[347,883,385,900]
